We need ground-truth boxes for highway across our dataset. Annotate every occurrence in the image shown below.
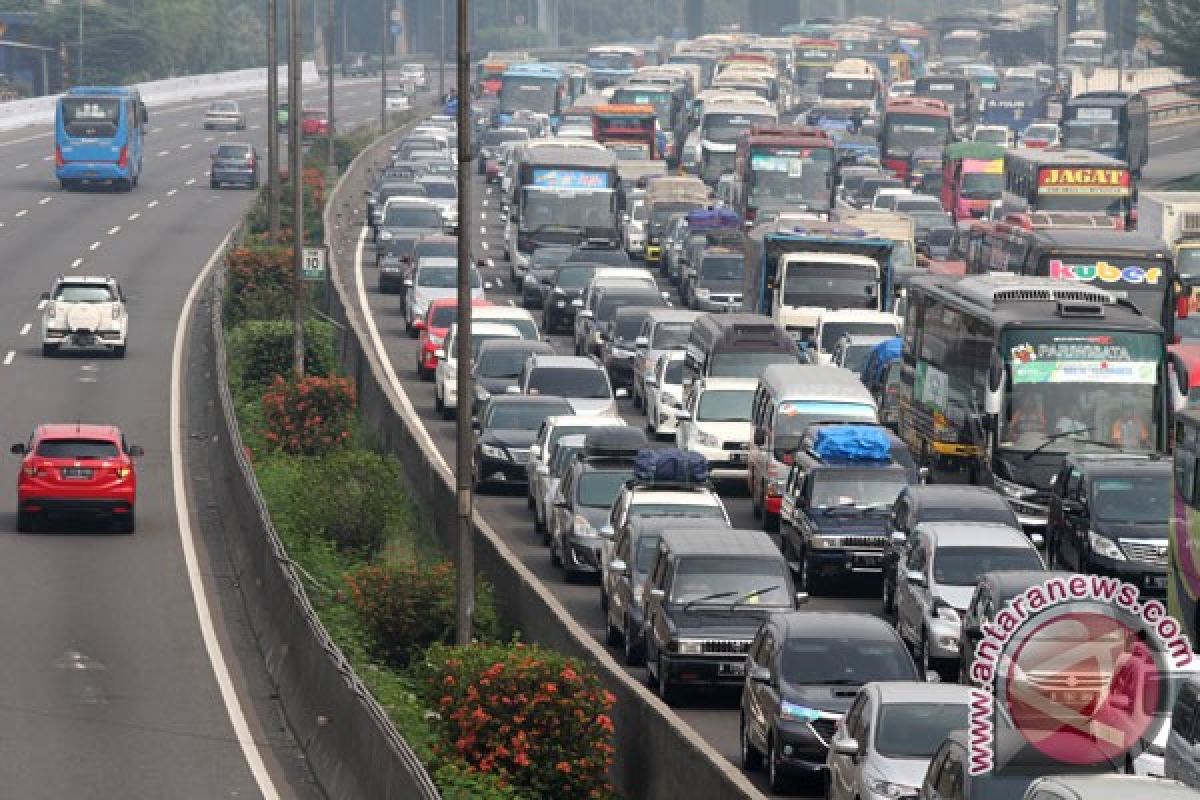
[340,113,1200,798]
[0,76,393,798]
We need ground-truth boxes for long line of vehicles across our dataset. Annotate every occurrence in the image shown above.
[176,13,1200,800]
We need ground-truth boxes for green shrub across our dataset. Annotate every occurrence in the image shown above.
[433,760,528,800]
[343,561,499,668]
[224,245,294,325]
[411,641,617,800]
[262,374,356,456]
[227,319,336,388]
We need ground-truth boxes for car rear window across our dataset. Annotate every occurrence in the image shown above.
[55,284,114,302]
[217,145,251,159]
[36,439,120,459]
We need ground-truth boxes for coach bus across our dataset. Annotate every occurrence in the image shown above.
[732,125,837,222]
[1061,91,1149,176]
[880,97,953,180]
[1002,148,1133,228]
[497,63,567,127]
[55,86,145,191]
[898,273,1167,532]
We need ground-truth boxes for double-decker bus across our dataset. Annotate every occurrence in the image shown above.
[505,142,620,272]
[879,97,953,180]
[1002,148,1133,228]
[586,45,643,89]
[592,104,661,160]
[898,273,1167,532]
[1061,91,1150,176]
[497,63,567,127]
[55,86,145,191]
[732,125,836,223]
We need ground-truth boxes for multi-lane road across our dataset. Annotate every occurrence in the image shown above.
[341,113,1200,798]
[0,76,396,797]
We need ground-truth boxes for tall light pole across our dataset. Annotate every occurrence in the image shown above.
[77,0,84,84]
[268,0,281,240]
[439,0,447,100]
[454,0,475,647]
[380,0,388,132]
[327,0,336,170]
[289,0,306,376]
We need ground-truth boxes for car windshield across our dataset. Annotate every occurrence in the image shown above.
[429,305,458,327]
[710,351,798,379]
[532,247,573,268]
[478,349,534,378]
[598,293,664,321]
[896,198,943,213]
[480,316,536,340]
[577,470,633,508]
[918,505,1017,527]
[700,256,744,281]
[418,267,480,289]
[669,557,790,605]
[697,389,754,422]
[781,637,915,685]
[1092,475,1171,524]
[384,207,443,228]
[820,322,897,352]
[933,546,1043,587]
[36,438,120,459]
[661,358,685,384]
[653,323,691,349]
[556,266,597,289]
[810,469,907,509]
[486,402,569,430]
[549,442,583,474]
[630,501,725,521]
[635,535,662,572]
[961,171,1003,198]
[874,703,969,759]
[614,314,648,342]
[210,101,237,112]
[55,284,115,302]
[528,367,611,399]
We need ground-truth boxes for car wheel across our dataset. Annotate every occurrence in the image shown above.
[767,736,793,794]
[434,388,444,413]
[751,480,763,519]
[915,629,931,676]
[740,713,764,771]
[16,511,34,533]
[113,345,126,359]
[604,611,621,646]
[41,343,58,357]
[657,653,677,705]
[116,510,136,534]
[550,534,562,567]
[623,616,644,666]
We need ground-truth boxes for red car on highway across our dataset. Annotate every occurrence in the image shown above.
[415,297,492,380]
[11,423,142,532]
[301,108,330,138]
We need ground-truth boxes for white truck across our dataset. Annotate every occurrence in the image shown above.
[1138,191,1200,280]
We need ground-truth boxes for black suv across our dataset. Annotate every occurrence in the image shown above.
[521,245,574,309]
[779,426,915,593]
[1047,453,1170,595]
[471,339,555,415]
[542,263,600,334]
[739,611,921,794]
[601,306,657,390]
[472,395,573,492]
[643,528,799,705]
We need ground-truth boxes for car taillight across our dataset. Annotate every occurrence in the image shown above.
[117,145,129,168]
[55,146,65,167]
[781,453,794,465]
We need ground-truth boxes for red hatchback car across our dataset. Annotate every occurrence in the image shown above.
[415,297,492,380]
[11,424,142,532]
[301,108,330,138]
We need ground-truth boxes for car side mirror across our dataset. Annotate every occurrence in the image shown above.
[832,736,859,757]
[599,524,615,539]
[675,410,692,421]
[750,664,772,684]
[635,336,649,348]
[483,281,494,290]
[127,445,144,458]
[918,466,930,484]
[753,428,766,446]
[9,443,26,455]
[891,530,907,545]
[434,348,445,359]
[906,569,927,587]
[608,557,627,573]
[795,591,809,606]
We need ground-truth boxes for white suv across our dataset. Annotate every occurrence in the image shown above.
[41,275,128,358]
[675,377,757,478]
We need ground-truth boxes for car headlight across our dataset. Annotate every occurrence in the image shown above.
[694,288,711,299]
[573,514,598,537]
[935,602,961,624]
[480,443,508,460]
[811,535,843,549]
[695,430,719,448]
[413,301,429,319]
[993,476,1033,500]
[865,776,918,799]
[612,347,634,358]
[674,639,705,655]
[780,700,821,723]
[1089,530,1126,561]
[379,230,393,240]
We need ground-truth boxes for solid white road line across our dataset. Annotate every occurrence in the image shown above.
[19,323,30,336]
[171,226,282,800]
[186,178,196,186]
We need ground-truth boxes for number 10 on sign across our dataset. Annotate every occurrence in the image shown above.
[302,246,327,281]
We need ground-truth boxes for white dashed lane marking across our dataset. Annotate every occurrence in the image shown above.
[70,258,83,268]
[15,163,27,170]
[19,324,30,336]
[128,212,140,221]
[167,188,178,197]
[157,150,170,157]
[15,209,27,218]
[88,241,101,251]
[147,200,159,208]
[36,299,46,311]
[38,197,51,205]
[107,226,120,235]
[3,352,14,366]
[185,178,196,186]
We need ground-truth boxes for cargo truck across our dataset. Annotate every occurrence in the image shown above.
[742,219,895,347]
[1138,191,1200,280]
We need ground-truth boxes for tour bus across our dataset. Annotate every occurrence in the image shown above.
[898,273,1167,533]
[55,86,145,191]
[668,49,721,91]
[791,38,839,93]
[1061,91,1150,176]
[879,96,953,180]
[981,89,1048,137]
[697,94,779,186]
[1173,409,1200,648]
[913,74,979,133]
[1002,148,1133,228]
[497,63,567,128]
[732,125,837,223]
[505,142,620,272]
[819,58,884,119]
[963,223,1173,335]
[586,45,643,89]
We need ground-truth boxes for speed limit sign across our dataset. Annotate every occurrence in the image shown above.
[302,246,327,281]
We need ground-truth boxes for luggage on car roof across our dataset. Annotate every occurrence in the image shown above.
[811,425,892,463]
[584,426,648,458]
[633,448,709,483]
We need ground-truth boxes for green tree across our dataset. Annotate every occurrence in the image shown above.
[1146,0,1200,81]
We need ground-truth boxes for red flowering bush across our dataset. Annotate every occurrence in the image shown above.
[412,641,617,800]
[224,245,294,325]
[342,561,498,668]
[262,374,355,455]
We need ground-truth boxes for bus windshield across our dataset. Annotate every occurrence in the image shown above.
[883,114,951,157]
[784,263,878,309]
[999,328,1162,453]
[60,97,121,138]
[521,188,615,232]
[749,148,834,209]
[588,52,635,71]
[499,78,558,114]
[820,78,876,100]
[1062,119,1121,150]
[961,171,1003,199]
[702,112,776,144]
[1034,192,1126,216]
[916,82,965,108]
[613,88,674,127]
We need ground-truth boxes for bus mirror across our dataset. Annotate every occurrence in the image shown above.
[1178,294,1191,321]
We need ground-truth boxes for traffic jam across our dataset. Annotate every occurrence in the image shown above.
[364,13,1200,799]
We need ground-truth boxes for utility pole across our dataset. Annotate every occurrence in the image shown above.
[77,0,84,84]
[439,0,447,101]
[380,0,388,132]
[289,0,306,377]
[327,0,336,170]
[268,0,281,240]
[454,0,475,646]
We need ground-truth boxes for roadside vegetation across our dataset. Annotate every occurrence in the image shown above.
[217,121,617,798]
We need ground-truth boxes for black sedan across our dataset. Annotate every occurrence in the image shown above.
[472,395,573,492]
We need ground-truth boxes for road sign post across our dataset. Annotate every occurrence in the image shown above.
[302,246,328,281]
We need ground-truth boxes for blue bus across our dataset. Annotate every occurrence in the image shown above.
[981,89,1047,136]
[55,87,145,191]
[496,63,566,128]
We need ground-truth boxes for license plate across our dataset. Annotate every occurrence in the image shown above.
[718,662,745,677]
[61,467,93,479]
[855,555,882,568]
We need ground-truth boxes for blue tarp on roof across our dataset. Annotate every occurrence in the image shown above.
[812,425,892,463]
[685,207,740,230]
[862,336,902,389]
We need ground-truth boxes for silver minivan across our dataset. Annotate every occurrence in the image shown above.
[747,364,878,532]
